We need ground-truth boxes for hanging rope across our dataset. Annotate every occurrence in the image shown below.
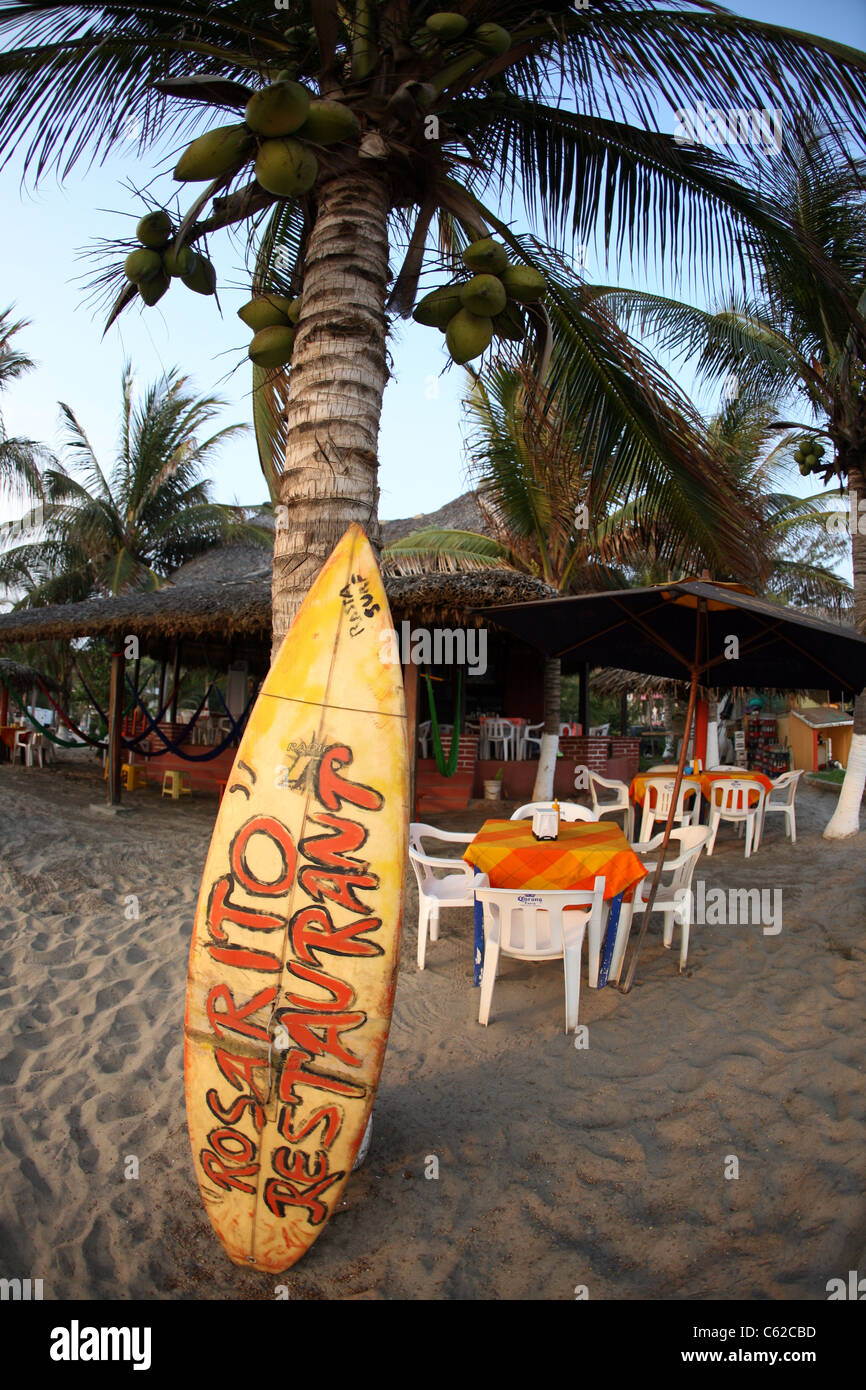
[2,676,101,748]
[121,676,213,752]
[424,668,463,778]
[124,678,255,761]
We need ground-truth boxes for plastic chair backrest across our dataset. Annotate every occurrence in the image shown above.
[510,801,596,822]
[643,776,692,817]
[711,779,766,815]
[769,769,801,804]
[637,827,709,900]
[475,879,606,959]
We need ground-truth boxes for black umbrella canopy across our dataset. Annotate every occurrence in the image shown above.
[474,581,866,697]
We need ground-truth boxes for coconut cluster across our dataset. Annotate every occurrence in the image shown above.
[239,294,302,369]
[124,211,216,306]
[423,13,512,56]
[413,238,546,364]
[173,76,360,198]
[794,439,827,475]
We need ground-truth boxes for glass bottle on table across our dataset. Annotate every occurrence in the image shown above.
[552,797,560,836]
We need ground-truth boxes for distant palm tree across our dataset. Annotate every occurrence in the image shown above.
[0,364,261,605]
[2,3,866,650]
[386,365,847,793]
[0,307,48,503]
[593,133,866,833]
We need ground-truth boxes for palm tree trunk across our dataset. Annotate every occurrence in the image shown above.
[532,656,561,800]
[271,169,389,655]
[824,462,866,837]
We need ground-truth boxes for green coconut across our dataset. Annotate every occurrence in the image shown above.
[473,23,511,56]
[460,274,507,317]
[162,244,197,278]
[248,325,296,369]
[181,254,217,296]
[492,302,527,342]
[462,237,509,274]
[136,210,173,248]
[256,138,319,197]
[138,272,170,307]
[412,285,463,328]
[286,297,302,325]
[174,123,255,182]
[296,99,361,146]
[446,308,494,364]
[805,451,819,467]
[124,248,163,284]
[244,81,311,138]
[501,264,547,303]
[798,460,812,476]
[425,13,470,41]
[237,295,296,331]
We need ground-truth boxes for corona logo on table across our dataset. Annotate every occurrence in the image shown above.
[184,526,408,1273]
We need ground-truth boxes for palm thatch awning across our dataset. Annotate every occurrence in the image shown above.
[0,539,556,661]
[591,667,692,699]
[0,656,60,692]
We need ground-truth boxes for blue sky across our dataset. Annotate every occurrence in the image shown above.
[0,0,864,534]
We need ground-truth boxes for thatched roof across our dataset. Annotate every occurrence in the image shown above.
[380,491,488,546]
[591,667,692,699]
[0,656,59,692]
[0,546,555,657]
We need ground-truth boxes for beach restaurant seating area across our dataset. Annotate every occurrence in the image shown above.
[409,759,804,1033]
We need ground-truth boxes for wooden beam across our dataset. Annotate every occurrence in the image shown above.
[107,646,124,806]
[403,659,419,820]
[578,662,590,736]
[170,642,182,722]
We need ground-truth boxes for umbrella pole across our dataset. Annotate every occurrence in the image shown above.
[619,667,700,995]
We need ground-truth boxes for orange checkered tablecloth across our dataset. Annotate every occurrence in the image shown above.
[701,771,773,810]
[463,818,647,900]
[630,773,703,807]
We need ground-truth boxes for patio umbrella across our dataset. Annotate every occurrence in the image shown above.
[473,580,866,991]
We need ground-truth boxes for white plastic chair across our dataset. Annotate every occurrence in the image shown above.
[25,731,45,767]
[510,801,597,823]
[11,730,30,765]
[522,722,544,758]
[705,780,766,858]
[417,720,431,758]
[638,776,701,842]
[482,718,515,761]
[581,768,631,835]
[408,823,476,970]
[475,875,606,1032]
[759,770,802,845]
[609,827,710,978]
[589,723,610,737]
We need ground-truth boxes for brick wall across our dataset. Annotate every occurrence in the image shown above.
[559,736,610,770]
[438,732,478,773]
[609,736,641,780]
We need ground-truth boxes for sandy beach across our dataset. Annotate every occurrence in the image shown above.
[1,753,864,1301]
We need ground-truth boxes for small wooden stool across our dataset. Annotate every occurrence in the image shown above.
[123,763,148,791]
[162,769,191,800]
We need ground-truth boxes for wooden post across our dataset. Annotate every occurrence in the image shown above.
[620,691,629,737]
[157,655,168,714]
[107,646,124,806]
[170,642,182,723]
[620,599,706,993]
[0,680,8,728]
[403,659,419,821]
[578,661,590,736]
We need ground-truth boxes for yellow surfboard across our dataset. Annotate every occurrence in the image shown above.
[184,525,408,1272]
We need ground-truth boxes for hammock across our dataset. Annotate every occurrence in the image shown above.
[124,678,255,761]
[1,675,98,748]
[424,668,462,778]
